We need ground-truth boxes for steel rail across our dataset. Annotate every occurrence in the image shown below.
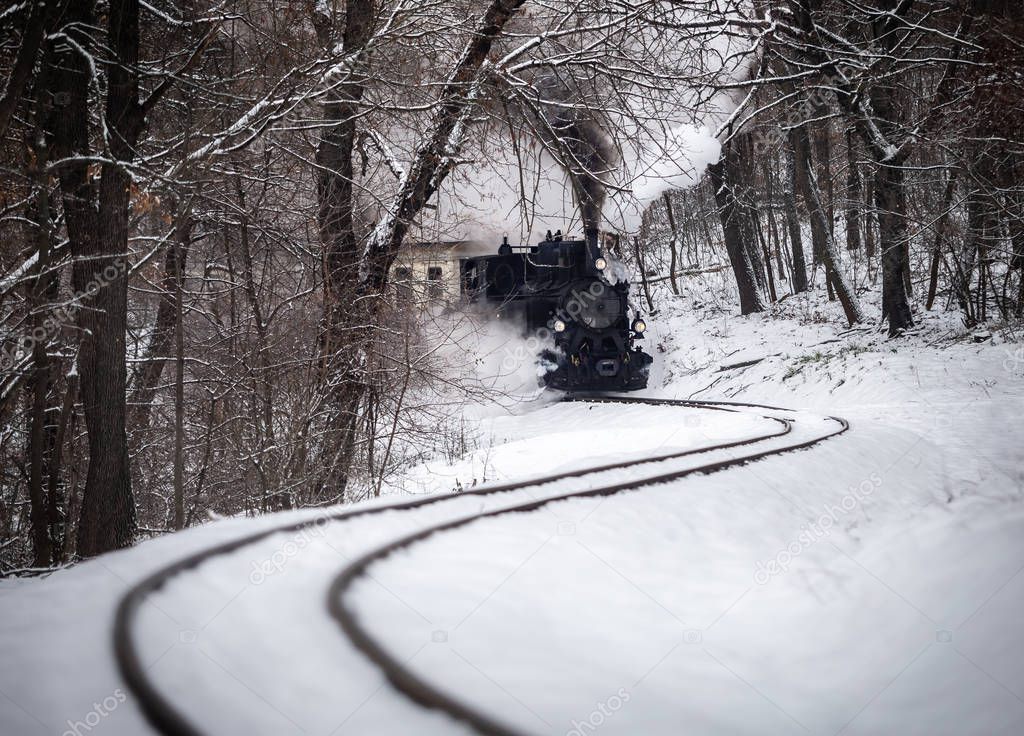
[324,403,849,736]
[111,397,837,736]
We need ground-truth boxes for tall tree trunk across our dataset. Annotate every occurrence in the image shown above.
[26,64,56,567]
[1017,270,1024,319]
[792,128,865,326]
[315,0,376,499]
[736,137,767,293]
[708,139,765,315]
[926,172,957,310]
[783,145,808,293]
[814,119,834,237]
[662,192,681,295]
[864,169,877,268]
[865,0,914,334]
[1013,202,1024,274]
[953,192,980,325]
[43,0,97,553]
[768,207,786,283]
[973,201,998,324]
[754,212,778,302]
[791,125,832,294]
[875,163,914,334]
[745,209,768,293]
[997,155,1024,317]
[47,374,76,561]
[1013,188,1024,317]
[902,236,914,298]
[28,337,52,567]
[64,0,143,556]
[172,218,187,531]
[762,158,787,283]
[845,128,862,253]
[0,0,54,140]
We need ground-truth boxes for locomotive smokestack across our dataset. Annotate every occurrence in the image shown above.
[536,71,618,258]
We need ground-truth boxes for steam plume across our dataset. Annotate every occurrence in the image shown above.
[535,72,619,247]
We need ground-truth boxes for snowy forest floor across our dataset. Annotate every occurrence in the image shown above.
[2,277,1023,736]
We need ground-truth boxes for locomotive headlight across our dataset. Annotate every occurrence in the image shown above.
[553,319,567,333]
[632,317,647,334]
[594,257,607,271]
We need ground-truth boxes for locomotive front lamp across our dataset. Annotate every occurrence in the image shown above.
[594,257,608,271]
[553,319,567,333]
[632,318,646,334]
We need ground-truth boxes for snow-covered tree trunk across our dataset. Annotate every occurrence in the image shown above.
[708,139,766,315]
[314,0,377,499]
[0,0,52,141]
[792,124,865,326]
[789,125,830,292]
[360,0,529,285]
[873,162,913,332]
[783,145,809,293]
[845,128,861,254]
[44,0,143,556]
[315,0,528,497]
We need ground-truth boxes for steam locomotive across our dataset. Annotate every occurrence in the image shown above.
[461,230,652,392]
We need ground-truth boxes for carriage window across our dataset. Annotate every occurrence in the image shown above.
[427,266,443,299]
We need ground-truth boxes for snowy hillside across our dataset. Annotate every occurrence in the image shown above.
[2,279,1022,736]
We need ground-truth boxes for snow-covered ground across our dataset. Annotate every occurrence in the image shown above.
[2,279,1022,736]
[343,284,1024,735]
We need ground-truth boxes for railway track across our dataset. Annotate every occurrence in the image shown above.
[114,397,848,736]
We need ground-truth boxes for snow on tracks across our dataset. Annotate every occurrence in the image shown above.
[114,398,846,736]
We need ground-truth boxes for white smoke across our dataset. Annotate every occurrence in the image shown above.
[416,141,582,248]
[416,306,561,414]
[629,125,724,206]
[604,122,725,234]
[414,7,763,244]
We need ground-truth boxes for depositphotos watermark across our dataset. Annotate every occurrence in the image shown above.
[1003,346,1024,376]
[500,280,607,372]
[566,688,630,736]
[62,688,128,736]
[0,258,127,372]
[248,511,333,585]
[754,472,882,585]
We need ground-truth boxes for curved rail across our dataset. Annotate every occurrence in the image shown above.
[113,397,841,736]
[325,404,849,736]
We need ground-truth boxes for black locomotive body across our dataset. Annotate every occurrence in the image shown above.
[461,232,653,392]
